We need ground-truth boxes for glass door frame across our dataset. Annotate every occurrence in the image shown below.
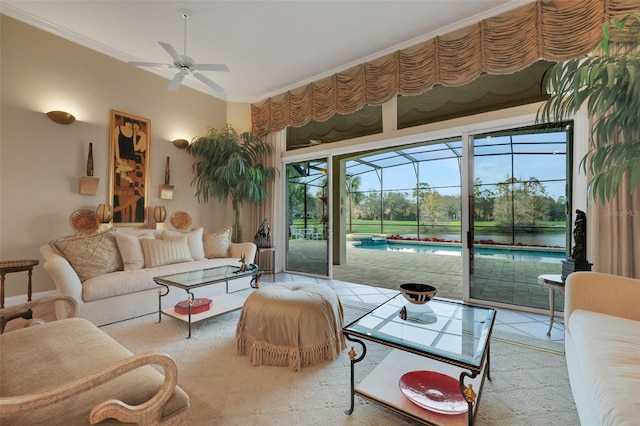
[462,122,573,309]
[281,155,333,279]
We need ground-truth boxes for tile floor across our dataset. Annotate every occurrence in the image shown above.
[270,272,566,346]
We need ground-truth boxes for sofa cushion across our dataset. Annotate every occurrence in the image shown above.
[50,230,123,282]
[81,258,235,302]
[569,309,640,426]
[163,227,205,261]
[141,236,192,268]
[114,231,155,271]
[203,227,232,258]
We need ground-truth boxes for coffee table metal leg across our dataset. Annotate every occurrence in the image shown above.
[460,370,478,426]
[344,335,367,416]
[157,285,169,323]
[186,290,195,339]
[250,273,262,289]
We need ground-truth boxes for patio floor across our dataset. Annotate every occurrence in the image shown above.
[286,239,564,312]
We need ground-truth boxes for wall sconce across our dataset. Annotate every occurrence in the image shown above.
[154,206,167,230]
[79,142,100,195]
[46,110,76,125]
[159,157,174,200]
[172,138,189,149]
[96,204,113,231]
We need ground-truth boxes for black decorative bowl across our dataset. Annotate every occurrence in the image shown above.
[399,283,437,304]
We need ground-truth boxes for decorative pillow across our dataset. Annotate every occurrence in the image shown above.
[203,227,232,258]
[163,227,205,261]
[141,236,192,268]
[50,230,123,282]
[114,231,155,271]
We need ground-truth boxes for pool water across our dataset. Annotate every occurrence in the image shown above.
[355,242,565,263]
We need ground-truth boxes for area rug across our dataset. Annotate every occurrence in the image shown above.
[102,305,578,425]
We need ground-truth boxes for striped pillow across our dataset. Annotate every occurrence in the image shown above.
[141,236,192,268]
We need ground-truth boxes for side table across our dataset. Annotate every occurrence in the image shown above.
[537,274,565,336]
[256,247,276,282]
[0,259,39,308]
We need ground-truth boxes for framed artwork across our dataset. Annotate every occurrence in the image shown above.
[108,109,150,226]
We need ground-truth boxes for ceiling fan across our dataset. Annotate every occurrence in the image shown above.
[128,10,229,93]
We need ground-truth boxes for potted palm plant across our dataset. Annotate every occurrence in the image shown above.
[187,124,278,242]
[538,13,640,203]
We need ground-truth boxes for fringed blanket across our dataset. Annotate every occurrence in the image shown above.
[235,282,346,372]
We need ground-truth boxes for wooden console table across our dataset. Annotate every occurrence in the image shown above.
[0,259,39,308]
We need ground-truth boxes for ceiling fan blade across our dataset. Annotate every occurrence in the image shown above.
[168,70,188,91]
[159,42,183,63]
[128,61,171,68]
[193,64,230,72]
[193,72,225,93]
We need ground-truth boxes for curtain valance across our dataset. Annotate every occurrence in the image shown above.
[251,0,640,136]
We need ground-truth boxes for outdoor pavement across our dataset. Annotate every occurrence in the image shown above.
[287,239,564,311]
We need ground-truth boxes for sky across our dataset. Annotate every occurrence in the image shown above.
[348,130,569,200]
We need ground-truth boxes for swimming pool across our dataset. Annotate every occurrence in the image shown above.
[354,242,566,263]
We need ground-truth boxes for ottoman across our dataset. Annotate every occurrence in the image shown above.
[236,282,346,372]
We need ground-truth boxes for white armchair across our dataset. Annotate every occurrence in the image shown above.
[289,225,303,239]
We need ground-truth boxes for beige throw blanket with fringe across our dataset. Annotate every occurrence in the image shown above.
[236,282,347,372]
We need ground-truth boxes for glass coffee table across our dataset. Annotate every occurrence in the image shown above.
[343,294,495,426]
[154,265,261,338]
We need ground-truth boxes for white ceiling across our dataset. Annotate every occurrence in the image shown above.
[1,1,532,103]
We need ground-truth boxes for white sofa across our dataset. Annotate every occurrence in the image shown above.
[564,271,640,426]
[41,227,257,326]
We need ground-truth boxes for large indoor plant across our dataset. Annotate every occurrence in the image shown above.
[186,124,278,242]
[538,13,640,203]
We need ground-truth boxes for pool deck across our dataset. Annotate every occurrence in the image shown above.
[288,239,564,311]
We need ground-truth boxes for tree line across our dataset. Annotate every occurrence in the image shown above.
[347,176,566,228]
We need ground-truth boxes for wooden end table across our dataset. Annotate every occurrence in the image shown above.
[0,259,39,309]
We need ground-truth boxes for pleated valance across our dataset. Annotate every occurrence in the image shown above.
[251,0,640,136]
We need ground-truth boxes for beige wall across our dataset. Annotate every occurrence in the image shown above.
[0,16,252,297]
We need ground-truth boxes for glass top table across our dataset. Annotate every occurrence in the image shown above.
[154,265,260,289]
[154,265,262,338]
[344,293,495,370]
[343,294,496,425]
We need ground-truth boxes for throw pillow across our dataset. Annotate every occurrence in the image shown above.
[163,227,205,261]
[114,231,155,271]
[203,227,232,258]
[50,230,123,282]
[141,236,192,268]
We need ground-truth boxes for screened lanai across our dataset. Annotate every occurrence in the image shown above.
[345,139,463,239]
[333,124,570,312]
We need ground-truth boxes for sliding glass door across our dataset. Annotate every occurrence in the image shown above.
[469,124,571,310]
[285,159,330,277]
